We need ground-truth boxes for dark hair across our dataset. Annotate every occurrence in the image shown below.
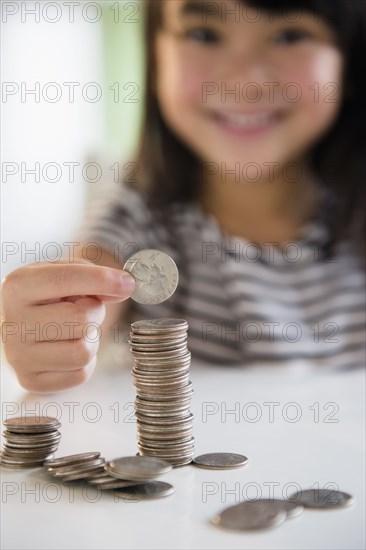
[134,0,366,259]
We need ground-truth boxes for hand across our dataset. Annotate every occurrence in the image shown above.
[1,261,136,393]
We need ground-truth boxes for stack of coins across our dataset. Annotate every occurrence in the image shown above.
[0,416,61,468]
[44,454,175,499]
[130,319,195,467]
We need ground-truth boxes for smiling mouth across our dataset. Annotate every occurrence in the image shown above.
[211,110,284,133]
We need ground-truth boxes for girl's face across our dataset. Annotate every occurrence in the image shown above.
[155,0,344,174]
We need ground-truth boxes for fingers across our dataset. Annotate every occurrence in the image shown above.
[4,337,100,373]
[19,298,106,342]
[3,263,136,304]
[17,358,97,394]
[1,260,134,393]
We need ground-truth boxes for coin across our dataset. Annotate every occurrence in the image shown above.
[123,251,179,305]
[193,453,248,470]
[212,500,287,531]
[60,467,106,483]
[0,450,55,468]
[3,416,61,433]
[87,478,139,490]
[3,431,61,443]
[48,458,105,476]
[247,499,304,518]
[105,456,172,481]
[114,481,175,500]
[131,319,188,333]
[44,452,101,468]
[289,489,355,509]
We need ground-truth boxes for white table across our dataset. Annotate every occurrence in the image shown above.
[1,345,365,550]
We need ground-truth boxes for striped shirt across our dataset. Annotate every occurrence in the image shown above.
[78,184,365,369]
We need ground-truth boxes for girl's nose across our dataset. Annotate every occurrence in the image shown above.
[218,47,274,88]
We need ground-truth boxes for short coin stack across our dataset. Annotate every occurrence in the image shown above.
[0,416,61,468]
[45,454,175,499]
[45,452,106,482]
[130,319,194,467]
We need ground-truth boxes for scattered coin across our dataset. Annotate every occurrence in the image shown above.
[248,499,304,518]
[50,458,105,477]
[105,456,172,481]
[289,489,355,509]
[1,416,61,468]
[44,452,101,468]
[114,481,175,500]
[87,478,139,490]
[193,453,248,470]
[123,250,179,305]
[212,500,287,531]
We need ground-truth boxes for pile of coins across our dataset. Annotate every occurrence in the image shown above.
[45,452,106,482]
[130,319,195,467]
[0,416,61,468]
[44,453,174,499]
[212,489,355,531]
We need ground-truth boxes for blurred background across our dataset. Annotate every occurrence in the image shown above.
[1,0,145,277]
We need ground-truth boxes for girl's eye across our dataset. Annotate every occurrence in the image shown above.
[273,29,311,45]
[184,28,219,44]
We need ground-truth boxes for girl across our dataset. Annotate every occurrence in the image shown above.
[2,0,365,393]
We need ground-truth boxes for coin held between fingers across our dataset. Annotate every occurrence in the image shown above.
[123,250,179,305]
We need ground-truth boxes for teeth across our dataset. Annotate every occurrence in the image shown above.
[218,111,275,129]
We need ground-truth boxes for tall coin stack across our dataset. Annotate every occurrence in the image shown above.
[130,319,194,467]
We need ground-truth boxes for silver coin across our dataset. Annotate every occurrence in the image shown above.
[137,384,193,401]
[50,458,105,476]
[3,445,60,457]
[135,409,191,420]
[114,480,174,500]
[137,429,194,440]
[124,251,179,305]
[87,478,139,489]
[133,354,191,366]
[142,455,192,468]
[246,499,304,518]
[129,334,187,347]
[131,319,187,333]
[44,452,101,468]
[45,451,100,468]
[135,397,192,408]
[105,456,172,481]
[193,453,248,470]
[212,500,287,531]
[289,489,355,509]
[59,466,106,482]
[3,430,61,442]
[131,342,187,352]
[133,370,190,381]
[4,438,61,449]
[84,472,111,482]
[138,432,194,445]
[4,416,60,433]
[138,437,195,450]
[138,448,194,460]
[0,451,54,467]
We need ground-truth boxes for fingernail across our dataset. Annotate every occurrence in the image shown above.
[121,273,136,292]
